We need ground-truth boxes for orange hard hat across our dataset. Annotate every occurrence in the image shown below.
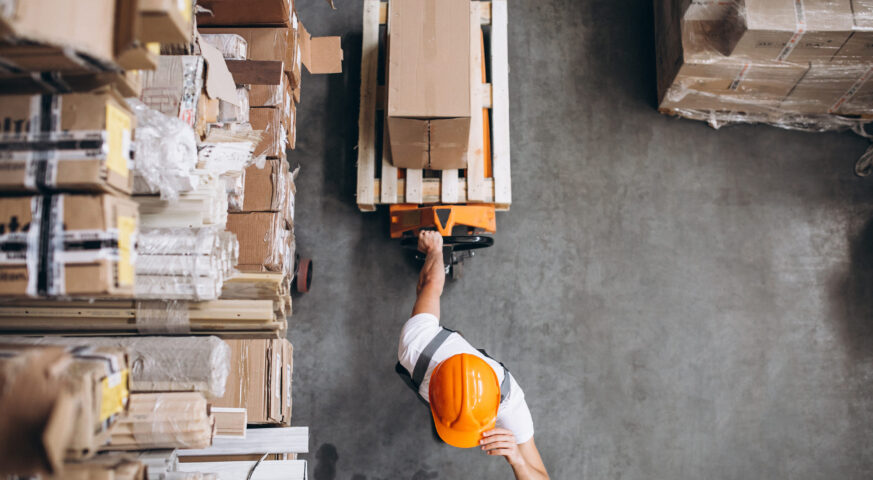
[429,353,501,448]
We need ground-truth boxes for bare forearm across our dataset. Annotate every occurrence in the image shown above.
[510,463,549,480]
[417,250,444,296]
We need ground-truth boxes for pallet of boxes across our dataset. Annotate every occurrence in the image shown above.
[654,0,873,131]
[0,0,342,477]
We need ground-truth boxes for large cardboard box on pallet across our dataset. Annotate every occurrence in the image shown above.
[0,90,135,195]
[835,0,873,60]
[213,339,292,425]
[0,194,138,298]
[727,0,854,63]
[781,62,873,114]
[659,60,809,114]
[387,0,471,170]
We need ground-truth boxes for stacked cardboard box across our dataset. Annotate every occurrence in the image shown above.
[213,339,293,425]
[0,344,130,476]
[655,0,873,126]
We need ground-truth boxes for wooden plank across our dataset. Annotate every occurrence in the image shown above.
[406,168,423,204]
[441,169,459,204]
[379,1,492,25]
[374,178,497,204]
[381,11,398,204]
[357,0,381,212]
[225,60,284,85]
[466,1,486,203]
[490,0,512,208]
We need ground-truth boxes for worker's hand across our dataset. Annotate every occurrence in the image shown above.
[418,230,443,256]
[480,428,525,468]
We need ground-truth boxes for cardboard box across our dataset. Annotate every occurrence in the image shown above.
[249,107,286,158]
[781,62,872,114]
[386,0,471,170]
[727,0,854,63]
[226,211,286,272]
[298,20,344,75]
[242,160,288,212]
[834,0,873,60]
[214,339,291,424]
[249,72,292,107]
[140,0,193,45]
[0,194,138,298]
[0,0,118,70]
[141,55,204,127]
[659,60,809,114]
[196,0,292,27]
[282,340,293,423]
[0,90,135,195]
[0,344,130,476]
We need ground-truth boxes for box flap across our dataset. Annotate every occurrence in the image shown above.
[197,33,240,106]
[298,21,343,74]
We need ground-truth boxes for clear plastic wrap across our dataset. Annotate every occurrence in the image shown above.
[136,174,230,228]
[225,211,288,273]
[127,99,199,201]
[44,454,146,480]
[217,87,250,124]
[136,300,191,334]
[199,34,248,60]
[0,336,230,400]
[103,392,213,451]
[249,107,288,158]
[135,227,239,301]
[225,168,246,212]
[655,0,873,137]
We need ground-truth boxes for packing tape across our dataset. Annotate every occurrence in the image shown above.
[775,0,807,63]
[135,300,192,334]
[728,63,752,91]
[829,65,873,114]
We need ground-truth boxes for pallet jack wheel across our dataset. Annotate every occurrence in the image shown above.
[294,255,313,293]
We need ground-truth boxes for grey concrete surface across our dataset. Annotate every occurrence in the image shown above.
[287,0,873,478]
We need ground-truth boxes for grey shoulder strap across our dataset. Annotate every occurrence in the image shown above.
[411,327,453,391]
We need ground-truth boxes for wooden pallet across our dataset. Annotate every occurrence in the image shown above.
[356,0,511,212]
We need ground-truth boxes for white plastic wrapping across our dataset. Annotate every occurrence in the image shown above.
[199,34,248,60]
[127,99,200,201]
[104,392,213,451]
[135,227,239,301]
[655,0,873,140]
[0,336,229,399]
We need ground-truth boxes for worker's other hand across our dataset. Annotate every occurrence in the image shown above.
[418,230,443,256]
[480,428,524,467]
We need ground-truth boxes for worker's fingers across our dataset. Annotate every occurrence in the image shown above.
[482,428,514,438]
[481,441,516,452]
[480,434,515,447]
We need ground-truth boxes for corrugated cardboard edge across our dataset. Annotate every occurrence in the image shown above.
[197,33,241,106]
[298,21,343,74]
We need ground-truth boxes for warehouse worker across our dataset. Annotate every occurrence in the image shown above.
[396,231,549,480]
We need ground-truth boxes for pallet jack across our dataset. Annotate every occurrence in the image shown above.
[389,204,496,279]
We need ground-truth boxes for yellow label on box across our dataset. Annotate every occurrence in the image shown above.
[105,102,131,179]
[100,369,129,422]
[178,0,192,23]
[117,215,136,286]
[146,42,161,55]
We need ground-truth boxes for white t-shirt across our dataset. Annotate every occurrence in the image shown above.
[397,313,535,444]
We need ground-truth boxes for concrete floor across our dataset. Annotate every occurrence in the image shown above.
[288,1,873,478]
